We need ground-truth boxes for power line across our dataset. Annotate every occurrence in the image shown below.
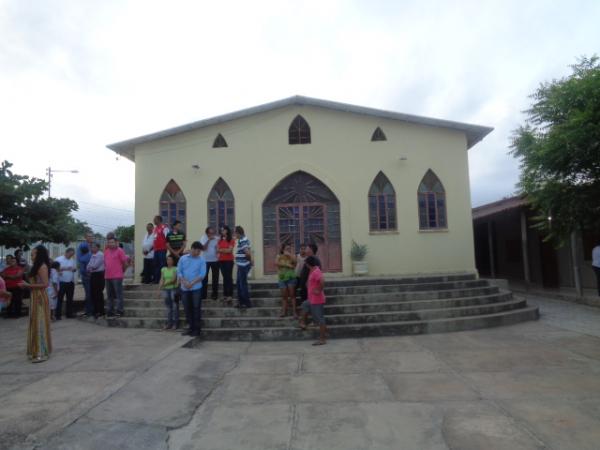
[76,200,134,213]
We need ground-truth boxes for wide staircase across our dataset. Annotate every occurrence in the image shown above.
[95,273,538,340]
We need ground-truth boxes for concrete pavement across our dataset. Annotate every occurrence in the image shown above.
[1,294,600,449]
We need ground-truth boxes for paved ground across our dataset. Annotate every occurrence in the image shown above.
[2,294,600,450]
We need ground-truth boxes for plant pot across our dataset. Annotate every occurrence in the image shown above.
[352,260,369,276]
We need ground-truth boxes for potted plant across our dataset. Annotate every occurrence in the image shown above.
[350,240,369,276]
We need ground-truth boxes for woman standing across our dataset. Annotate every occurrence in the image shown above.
[217,226,235,305]
[19,245,52,363]
[276,244,297,318]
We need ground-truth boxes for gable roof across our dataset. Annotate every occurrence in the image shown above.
[107,95,494,161]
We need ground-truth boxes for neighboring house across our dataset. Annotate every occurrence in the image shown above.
[472,196,599,291]
[107,95,492,278]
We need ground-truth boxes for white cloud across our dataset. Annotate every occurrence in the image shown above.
[1,0,599,229]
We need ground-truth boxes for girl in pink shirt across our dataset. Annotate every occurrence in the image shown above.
[299,256,327,345]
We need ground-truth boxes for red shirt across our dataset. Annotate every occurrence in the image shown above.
[217,239,235,262]
[153,224,169,251]
[2,266,24,289]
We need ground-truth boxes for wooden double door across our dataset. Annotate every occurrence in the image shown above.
[263,171,342,274]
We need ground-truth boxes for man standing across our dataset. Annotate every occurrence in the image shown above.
[152,216,169,284]
[87,242,105,318]
[200,227,219,300]
[104,237,129,318]
[177,241,206,337]
[56,248,77,319]
[142,223,155,283]
[77,232,95,317]
[234,226,252,309]
[593,242,600,297]
[166,220,187,262]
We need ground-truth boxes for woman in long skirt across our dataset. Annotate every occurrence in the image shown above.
[20,245,52,363]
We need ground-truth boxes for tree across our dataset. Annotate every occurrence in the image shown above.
[0,160,89,248]
[114,225,135,243]
[511,56,600,243]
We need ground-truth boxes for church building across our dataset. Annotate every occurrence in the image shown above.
[107,96,493,279]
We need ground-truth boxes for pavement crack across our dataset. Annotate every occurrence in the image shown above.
[286,404,298,450]
[165,351,243,450]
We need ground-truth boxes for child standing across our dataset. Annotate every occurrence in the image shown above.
[299,256,327,346]
[159,255,179,330]
[47,261,60,321]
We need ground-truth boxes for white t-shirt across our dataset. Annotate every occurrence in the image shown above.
[55,255,76,283]
[47,268,59,299]
[200,234,219,262]
[592,245,600,268]
[142,233,155,259]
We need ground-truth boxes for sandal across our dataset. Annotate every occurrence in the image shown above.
[312,340,326,346]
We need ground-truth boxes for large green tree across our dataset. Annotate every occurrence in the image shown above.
[114,225,135,243]
[0,160,89,248]
[511,56,600,243]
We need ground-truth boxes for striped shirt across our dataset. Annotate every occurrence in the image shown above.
[235,236,251,267]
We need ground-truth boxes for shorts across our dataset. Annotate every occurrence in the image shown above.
[301,300,326,325]
[278,278,297,289]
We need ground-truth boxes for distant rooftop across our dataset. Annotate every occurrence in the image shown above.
[107,95,494,161]
[472,195,528,220]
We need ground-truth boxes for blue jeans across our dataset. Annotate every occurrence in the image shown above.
[80,271,92,315]
[236,265,252,307]
[162,288,179,327]
[153,250,167,284]
[181,288,203,334]
[105,278,124,313]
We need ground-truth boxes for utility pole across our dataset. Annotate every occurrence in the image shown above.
[46,167,79,198]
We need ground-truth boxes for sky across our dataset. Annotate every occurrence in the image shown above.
[1,0,599,233]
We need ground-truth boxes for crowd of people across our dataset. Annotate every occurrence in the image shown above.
[0,214,329,363]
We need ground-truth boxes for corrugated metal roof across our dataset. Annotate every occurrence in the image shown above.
[106,95,494,161]
[472,196,528,220]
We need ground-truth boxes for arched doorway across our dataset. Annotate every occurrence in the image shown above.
[262,171,342,274]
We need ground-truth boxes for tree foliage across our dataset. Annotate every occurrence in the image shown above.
[511,56,600,243]
[114,225,135,243]
[0,160,89,248]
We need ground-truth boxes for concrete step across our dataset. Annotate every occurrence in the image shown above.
[121,291,513,318]
[192,306,541,341]
[197,299,527,329]
[124,272,477,292]
[89,296,525,330]
[122,280,490,299]
[122,285,499,307]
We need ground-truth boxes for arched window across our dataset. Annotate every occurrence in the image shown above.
[213,133,228,148]
[418,169,447,229]
[208,178,235,229]
[371,127,387,142]
[159,180,186,228]
[288,115,311,145]
[368,172,397,231]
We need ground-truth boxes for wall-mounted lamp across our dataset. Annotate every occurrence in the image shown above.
[192,164,200,170]
[398,156,408,161]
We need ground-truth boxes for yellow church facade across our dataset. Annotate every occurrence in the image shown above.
[107,96,492,279]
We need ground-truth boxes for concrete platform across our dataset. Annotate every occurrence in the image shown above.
[1,294,600,449]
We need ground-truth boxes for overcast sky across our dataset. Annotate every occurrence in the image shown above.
[1,0,599,233]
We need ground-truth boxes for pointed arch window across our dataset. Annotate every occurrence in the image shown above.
[368,172,397,231]
[288,115,311,145]
[418,170,447,229]
[371,127,387,142]
[213,133,228,148]
[208,178,235,229]
[159,180,186,228]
